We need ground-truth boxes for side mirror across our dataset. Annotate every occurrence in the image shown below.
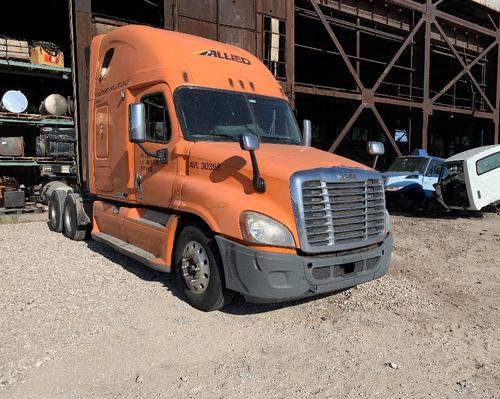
[367,141,385,170]
[303,119,312,147]
[367,141,385,156]
[129,103,146,143]
[239,133,260,151]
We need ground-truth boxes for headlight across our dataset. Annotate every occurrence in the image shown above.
[385,186,402,192]
[385,210,392,235]
[240,211,295,248]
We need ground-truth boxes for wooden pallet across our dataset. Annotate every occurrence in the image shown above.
[0,206,44,215]
[0,111,73,121]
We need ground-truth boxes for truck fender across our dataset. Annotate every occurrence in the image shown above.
[390,182,423,193]
[73,195,91,226]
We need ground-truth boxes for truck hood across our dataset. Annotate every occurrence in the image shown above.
[382,171,418,179]
[177,141,376,246]
[187,141,371,181]
[382,171,421,187]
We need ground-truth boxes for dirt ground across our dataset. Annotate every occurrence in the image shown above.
[0,213,499,399]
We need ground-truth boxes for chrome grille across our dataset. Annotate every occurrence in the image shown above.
[291,168,386,253]
[302,179,385,248]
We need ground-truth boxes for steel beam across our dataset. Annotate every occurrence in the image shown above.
[328,104,364,152]
[71,0,93,188]
[432,104,495,119]
[386,0,425,13]
[375,96,423,109]
[431,40,497,103]
[295,84,362,101]
[422,8,432,151]
[435,9,497,38]
[434,20,495,112]
[372,106,403,156]
[373,18,425,92]
[309,0,364,90]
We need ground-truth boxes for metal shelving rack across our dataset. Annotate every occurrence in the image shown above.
[0,58,75,170]
[0,59,72,79]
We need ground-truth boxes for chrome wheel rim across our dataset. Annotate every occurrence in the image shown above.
[181,241,210,294]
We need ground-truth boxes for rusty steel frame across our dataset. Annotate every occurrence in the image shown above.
[305,0,500,154]
[71,0,500,176]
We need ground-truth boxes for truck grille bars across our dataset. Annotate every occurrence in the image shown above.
[291,168,386,253]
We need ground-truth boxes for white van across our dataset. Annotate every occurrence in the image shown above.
[436,145,500,211]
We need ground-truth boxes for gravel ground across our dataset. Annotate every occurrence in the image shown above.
[0,214,499,399]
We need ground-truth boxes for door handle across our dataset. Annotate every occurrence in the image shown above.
[135,174,143,193]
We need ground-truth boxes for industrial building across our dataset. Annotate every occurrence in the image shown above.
[1,0,500,194]
[72,0,500,165]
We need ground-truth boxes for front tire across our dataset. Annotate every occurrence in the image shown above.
[174,223,234,311]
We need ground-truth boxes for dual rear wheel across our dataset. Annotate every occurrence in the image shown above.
[48,190,87,241]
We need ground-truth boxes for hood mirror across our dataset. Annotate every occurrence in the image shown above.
[239,133,260,151]
[367,141,385,169]
[239,133,265,193]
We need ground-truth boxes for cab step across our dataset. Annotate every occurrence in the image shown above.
[92,232,169,273]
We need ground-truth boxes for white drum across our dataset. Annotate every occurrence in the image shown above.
[39,94,68,116]
[1,90,28,113]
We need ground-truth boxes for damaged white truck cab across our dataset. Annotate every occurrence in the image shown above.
[436,145,500,211]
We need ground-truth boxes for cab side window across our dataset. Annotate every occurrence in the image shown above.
[142,93,170,143]
[476,151,500,175]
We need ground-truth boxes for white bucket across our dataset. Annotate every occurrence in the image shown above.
[1,90,28,113]
[39,94,68,116]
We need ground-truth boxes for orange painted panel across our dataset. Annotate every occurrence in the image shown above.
[95,105,109,159]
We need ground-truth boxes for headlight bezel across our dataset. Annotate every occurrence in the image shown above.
[239,211,296,248]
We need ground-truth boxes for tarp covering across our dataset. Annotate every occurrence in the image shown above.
[471,0,500,13]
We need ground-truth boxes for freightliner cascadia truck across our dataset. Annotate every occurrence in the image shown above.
[47,25,393,311]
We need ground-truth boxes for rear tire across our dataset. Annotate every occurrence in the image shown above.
[48,190,67,233]
[63,194,87,241]
[174,223,234,312]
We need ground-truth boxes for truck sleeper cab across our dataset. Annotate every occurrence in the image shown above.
[48,25,393,311]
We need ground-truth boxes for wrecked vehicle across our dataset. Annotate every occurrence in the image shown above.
[382,149,444,212]
[436,145,500,212]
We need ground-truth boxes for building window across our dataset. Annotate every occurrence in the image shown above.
[141,93,171,143]
[263,16,286,78]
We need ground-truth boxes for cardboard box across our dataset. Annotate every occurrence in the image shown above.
[30,46,64,67]
[0,38,30,61]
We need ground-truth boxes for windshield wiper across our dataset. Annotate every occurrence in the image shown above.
[191,133,240,142]
[260,136,300,145]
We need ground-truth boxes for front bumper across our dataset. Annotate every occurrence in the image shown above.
[216,233,393,303]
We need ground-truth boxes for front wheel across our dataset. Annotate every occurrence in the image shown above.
[174,223,234,311]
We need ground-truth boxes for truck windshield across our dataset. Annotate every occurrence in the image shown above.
[174,87,302,144]
[387,157,429,174]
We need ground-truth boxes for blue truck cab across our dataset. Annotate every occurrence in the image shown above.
[382,149,444,211]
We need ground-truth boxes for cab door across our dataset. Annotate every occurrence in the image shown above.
[133,84,178,209]
[422,159,443,196]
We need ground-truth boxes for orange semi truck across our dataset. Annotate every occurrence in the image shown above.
[47,25,393,311]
